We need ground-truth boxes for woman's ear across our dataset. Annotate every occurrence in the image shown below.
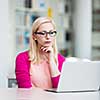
[32,34,37,40]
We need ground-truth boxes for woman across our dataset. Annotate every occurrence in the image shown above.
[15,17,65,89]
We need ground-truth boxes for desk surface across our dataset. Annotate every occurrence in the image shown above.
[0,88,99,100]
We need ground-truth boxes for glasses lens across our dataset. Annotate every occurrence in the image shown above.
[50,31,57,37]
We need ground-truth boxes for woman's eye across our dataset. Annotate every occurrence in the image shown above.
[51,31,56,34]
[50,32,53,34]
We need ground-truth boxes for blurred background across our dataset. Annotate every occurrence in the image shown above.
[0,0,100,88]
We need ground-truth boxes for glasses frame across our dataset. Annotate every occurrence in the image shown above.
[34,31,57,37]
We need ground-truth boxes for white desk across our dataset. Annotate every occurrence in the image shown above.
[0,88,99,100]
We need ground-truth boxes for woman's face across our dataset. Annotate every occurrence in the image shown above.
[33,22,56,47]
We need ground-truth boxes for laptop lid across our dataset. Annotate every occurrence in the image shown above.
[57,61,100,92]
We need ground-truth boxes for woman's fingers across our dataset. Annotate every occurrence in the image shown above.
[40,46,53,53]
[40,47,46,52]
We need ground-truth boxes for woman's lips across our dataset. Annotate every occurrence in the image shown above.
[45,41,51,44]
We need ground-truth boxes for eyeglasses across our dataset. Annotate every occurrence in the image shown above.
[34,31,57,37]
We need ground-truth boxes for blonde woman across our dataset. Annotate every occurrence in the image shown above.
[15,17,65,89]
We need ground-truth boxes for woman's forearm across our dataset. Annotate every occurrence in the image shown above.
[49,57,60,77]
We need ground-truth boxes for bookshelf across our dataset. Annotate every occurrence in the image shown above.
[15,0,73,57]
[15,0,47,53]
[55,0,73,57]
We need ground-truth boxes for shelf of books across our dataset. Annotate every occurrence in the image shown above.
[15,0,73,57]
[15,0,47,54]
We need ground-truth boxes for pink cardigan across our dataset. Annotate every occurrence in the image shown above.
[15,51,65,88]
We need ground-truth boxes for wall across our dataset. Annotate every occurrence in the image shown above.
[0,0,15,88]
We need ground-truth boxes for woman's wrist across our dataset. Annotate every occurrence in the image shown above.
[51,69,61,77]
[48,58,60,77]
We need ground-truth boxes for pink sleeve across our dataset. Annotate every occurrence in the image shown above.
[15,52,32,88]
[51,54,65,88]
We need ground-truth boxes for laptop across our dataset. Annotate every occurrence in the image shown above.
[45,61,100,93]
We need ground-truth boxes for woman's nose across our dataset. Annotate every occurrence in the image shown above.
[46,33,50,39]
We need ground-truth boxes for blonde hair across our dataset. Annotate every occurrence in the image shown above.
[28,17,58,64]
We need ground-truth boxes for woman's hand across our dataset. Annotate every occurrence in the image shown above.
[40,46,53,61]
[40,46,53,53]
